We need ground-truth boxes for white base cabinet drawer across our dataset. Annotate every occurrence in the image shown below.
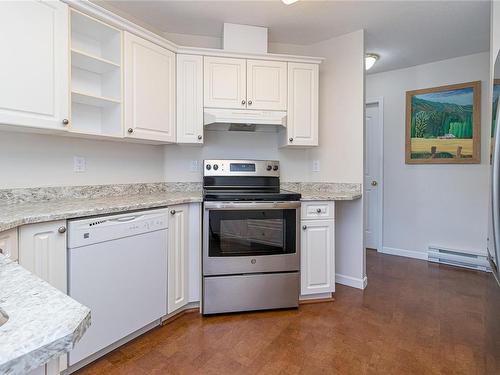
[301,201,335,220]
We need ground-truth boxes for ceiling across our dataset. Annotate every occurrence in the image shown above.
[101,0,491,74]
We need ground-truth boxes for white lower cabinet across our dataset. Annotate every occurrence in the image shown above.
[300,202,335,297]
[0,228,19,262]
[19,220,68,374]
[19,220,67,293]
[167,204,189,313]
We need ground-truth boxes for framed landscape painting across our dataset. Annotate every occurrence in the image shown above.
[405,81,481,164]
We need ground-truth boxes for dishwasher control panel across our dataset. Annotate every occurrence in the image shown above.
[68,208,168,248]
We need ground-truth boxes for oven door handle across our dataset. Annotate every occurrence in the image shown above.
[204,201,301,210]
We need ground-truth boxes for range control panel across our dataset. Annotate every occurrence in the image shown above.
[203,159,279,177]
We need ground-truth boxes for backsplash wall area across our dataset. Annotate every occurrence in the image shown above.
[0,132,165,188]
[163,131,311,182]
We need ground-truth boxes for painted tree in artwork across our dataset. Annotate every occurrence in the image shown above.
[414,111,429,138]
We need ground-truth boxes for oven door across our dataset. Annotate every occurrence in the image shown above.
[203,201,300,275]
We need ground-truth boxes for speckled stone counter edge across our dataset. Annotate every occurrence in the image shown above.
[0,182,360,205]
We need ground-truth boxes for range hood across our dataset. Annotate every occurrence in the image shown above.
[204,108,287,132]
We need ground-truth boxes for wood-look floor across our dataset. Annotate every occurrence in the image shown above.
[76,250,500,374]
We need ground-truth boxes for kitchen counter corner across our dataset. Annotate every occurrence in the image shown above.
[0,255,90,375]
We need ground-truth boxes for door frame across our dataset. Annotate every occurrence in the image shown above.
[365,97,384,253]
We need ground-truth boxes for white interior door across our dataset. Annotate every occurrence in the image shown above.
[0,0,69,130]
[364,102,383,250]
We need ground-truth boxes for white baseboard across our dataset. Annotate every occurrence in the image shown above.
[336,274,367,289]
[380,246,428,260]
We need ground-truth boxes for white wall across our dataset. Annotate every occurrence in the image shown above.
[0,132,164,188]
[308,30,366,286]
[367,52,490,256]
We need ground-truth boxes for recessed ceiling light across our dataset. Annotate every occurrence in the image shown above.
[282,0,299,5]
[365,53,379,71]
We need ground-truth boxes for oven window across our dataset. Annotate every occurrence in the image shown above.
[208,209,296,257]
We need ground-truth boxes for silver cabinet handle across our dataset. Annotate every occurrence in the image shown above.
[58,226,66,234]
[127,128,134,134]
[302,225,307,230]
[248,100,253,105]
[316,208,322,213]
[289,137,293,142]
[170,210,176,215]
[197,135,202,140]
[62,119,69,126]
[241,100,246,105]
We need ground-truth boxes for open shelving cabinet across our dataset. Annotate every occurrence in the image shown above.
[70,10,123,137]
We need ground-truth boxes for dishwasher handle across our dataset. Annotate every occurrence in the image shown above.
[108,215,144,223]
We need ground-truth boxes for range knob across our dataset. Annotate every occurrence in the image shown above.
[213,164,219,170]
[206,164,211,170]
[266,165,272,171]
[273,165,279,171]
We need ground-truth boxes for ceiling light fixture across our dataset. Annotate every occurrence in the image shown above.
[365,53,379,71]
[282,0,299,5]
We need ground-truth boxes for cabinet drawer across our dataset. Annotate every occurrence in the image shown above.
[301,201,334,220]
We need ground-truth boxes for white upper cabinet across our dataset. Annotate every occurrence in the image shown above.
[0,0,69,130]
[282,63,319,147]
[204,57,246,109]
[124,32,176,142]
[246,60,287,111]
[177,54,204,144]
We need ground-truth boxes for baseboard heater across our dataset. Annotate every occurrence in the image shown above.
[428,245,491,272]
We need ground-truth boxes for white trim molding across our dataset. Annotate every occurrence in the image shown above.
[64,0,324,64]
[336,274,368,289]
[381,246,429,261]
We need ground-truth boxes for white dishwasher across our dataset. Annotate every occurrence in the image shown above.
[67,208,168,366]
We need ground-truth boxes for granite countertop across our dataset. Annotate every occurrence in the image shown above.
[0,190,203,232]
[299,190,362,201]
[0,182,361,232]
[0,255,90,375]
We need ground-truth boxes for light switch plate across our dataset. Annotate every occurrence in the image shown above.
[312,160,320,172]
[74,156,86,172]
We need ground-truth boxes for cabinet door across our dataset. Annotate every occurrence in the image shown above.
[204,57,246,109]
[177,54,204,144]
[124,32,176,142]
[285,63,319,146]
[247,60,287,111]
[19,220,67,293]
[168,204,189,313]
[0,228,19,262]
[300,220,334,295]
[0,1,69,130]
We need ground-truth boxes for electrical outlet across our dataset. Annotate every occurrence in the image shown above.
[312,160,320,172]
[73,156,86,173]
[190,160,200,172]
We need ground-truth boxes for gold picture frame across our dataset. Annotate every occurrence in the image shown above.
[405,81,481,164]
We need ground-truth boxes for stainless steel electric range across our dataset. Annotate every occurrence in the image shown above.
[202,159,301,315]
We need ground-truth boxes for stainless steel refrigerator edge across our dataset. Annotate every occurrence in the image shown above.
[489,50,500,286]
